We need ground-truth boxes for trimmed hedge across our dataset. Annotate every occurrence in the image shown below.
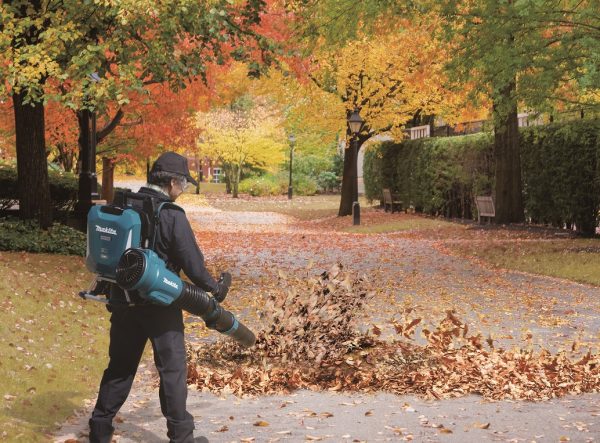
[364,119,600,233]
[0,217,86,255]
[0,164,79,211]
[364,132,493,218]
[521,119,600,234]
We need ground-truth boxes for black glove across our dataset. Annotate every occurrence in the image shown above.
[212,272,232,303]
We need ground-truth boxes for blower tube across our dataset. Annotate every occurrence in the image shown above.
[115,248,255,348]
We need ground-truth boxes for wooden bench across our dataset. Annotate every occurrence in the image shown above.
[475,196,495,223]
[382,188,403,213]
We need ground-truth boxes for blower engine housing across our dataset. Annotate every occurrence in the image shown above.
[86,205,142,280]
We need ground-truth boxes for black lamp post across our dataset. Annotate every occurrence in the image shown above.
[288,133,296,200]
[88,73,101,201]
[75,73,101,222]
[348,109,365,225]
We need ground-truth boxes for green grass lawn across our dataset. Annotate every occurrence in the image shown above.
[451,238,600,286]
[0,252,109,442]
[195,182,227,194]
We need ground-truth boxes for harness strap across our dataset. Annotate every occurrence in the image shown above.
[149,201,180,251]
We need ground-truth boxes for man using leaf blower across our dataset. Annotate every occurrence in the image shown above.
[89,152,232,443]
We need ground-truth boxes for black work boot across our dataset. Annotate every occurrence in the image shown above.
[166,414,195,443]
[88,418,115,443]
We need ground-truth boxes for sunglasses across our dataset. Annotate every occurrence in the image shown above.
[176,177,191,190]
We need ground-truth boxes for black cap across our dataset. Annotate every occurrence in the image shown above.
[150,152,198,186]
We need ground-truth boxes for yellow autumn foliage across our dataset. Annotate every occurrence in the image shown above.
[196,99,286,185]
[312,18,487,141]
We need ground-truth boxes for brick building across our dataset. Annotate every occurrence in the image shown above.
[185,156,223,183]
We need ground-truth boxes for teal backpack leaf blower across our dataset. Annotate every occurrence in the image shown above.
[80,190,255,348]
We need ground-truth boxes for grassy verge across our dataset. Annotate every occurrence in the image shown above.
[0,252,109,442]
[450,238,600,286]
[196,182,226,194]
[343,216,459,234]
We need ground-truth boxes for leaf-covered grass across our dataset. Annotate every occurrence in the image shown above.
[450,238,600,286]
[0,252,109,442]
[0,218,86,256]
[343,217,459,234]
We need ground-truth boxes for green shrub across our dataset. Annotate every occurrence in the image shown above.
[0,217,86,255]
[279,151,341,195]
[239,175,286,196]
[293,173,318,196]
[0,164,79,211]
[293,154,333,178]
[317,171,340,192]
[239,172,318,196]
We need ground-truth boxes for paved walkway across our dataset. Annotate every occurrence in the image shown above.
[55,190,600,442]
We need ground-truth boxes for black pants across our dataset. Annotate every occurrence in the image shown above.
[89,304,195,443]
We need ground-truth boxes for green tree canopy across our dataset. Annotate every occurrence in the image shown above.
[0,0,268,227]
[435,0,600,117]
[1,0,268,109]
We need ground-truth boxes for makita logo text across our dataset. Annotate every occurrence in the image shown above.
[163,277,179,290]
[95,225,117,235]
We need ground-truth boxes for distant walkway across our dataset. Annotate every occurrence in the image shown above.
[114,179,294,232]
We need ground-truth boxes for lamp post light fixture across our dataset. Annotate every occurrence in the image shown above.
[348,109,365,225]
[288,133,296,200]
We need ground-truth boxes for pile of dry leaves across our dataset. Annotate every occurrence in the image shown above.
[187,265,600,400]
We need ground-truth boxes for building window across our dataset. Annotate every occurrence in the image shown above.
[212,168,222,183]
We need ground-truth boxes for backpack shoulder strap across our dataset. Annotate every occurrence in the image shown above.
[148,201,184,250]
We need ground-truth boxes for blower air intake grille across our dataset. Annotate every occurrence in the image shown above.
[116,248,146,289]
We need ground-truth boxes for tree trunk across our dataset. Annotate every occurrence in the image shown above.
[338,141,357,216]
[13,91,53,228]
[55,142,75,172]
[220,162,232,194]
[493,82,524,224]
[101,156,116,203]
[74,108,122,214]
[232,164,240,198]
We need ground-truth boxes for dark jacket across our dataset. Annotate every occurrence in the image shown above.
[110,187,218,305]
